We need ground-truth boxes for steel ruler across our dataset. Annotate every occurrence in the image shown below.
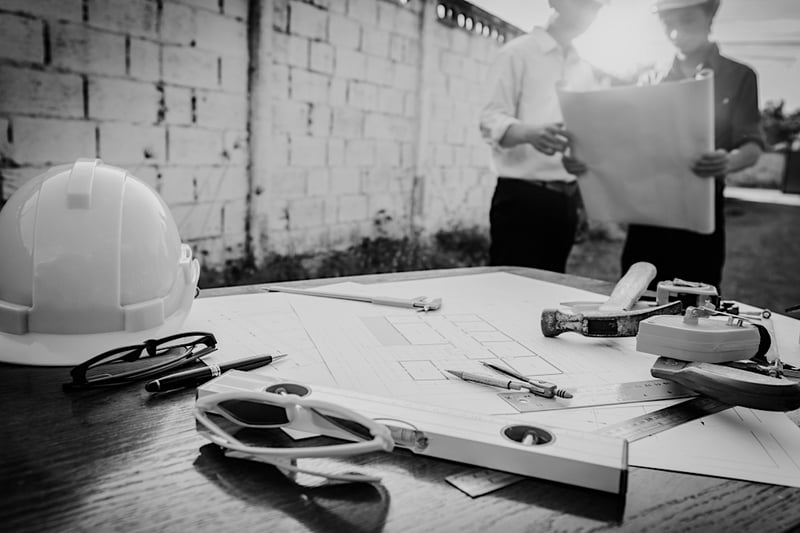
[499,379,696,412]
[594,396,731,442]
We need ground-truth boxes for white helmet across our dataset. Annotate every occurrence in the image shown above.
[0,159,200,366]
[652,0,720,13]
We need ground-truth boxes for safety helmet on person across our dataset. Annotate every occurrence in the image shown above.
[653,0,720,16]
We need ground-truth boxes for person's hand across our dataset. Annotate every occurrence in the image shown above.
[528,124,569,156]
[692,149,729,178]
[562,153,587,176]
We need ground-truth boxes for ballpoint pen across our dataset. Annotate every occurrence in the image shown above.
[447,365,572,400]
[445,369,543,395]
[480,361,573,399]
[145,353,287,393]
[265,285,442,312]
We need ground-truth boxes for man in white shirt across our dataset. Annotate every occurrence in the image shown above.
[479,0,606,272]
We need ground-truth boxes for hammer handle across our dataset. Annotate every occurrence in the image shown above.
[651,357,800,412]
[598,262,657,313]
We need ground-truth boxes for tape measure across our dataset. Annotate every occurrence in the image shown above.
[499,379,696,412]
[594,396,730,442]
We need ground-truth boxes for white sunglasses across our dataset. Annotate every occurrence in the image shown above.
[195,390,395,483]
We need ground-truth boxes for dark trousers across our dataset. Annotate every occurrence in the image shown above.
[621,187,726,290]
[489,177,579,273]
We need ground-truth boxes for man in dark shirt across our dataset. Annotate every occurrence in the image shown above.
[619,0,765,290]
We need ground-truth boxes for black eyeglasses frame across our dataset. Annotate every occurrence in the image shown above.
[64,331,217,390]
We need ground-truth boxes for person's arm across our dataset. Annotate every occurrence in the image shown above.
[561,136,587,176]
[726,142,762,173]
[561,152,587,176]
[501,123,569,154]
[693,68,765,178]
[479,46,520,148]
[479,45,568,155]
[691,142,762,178]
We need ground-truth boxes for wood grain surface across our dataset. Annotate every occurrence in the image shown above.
[2,267,800,532]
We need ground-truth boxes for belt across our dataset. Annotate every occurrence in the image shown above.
[498,177,579,196]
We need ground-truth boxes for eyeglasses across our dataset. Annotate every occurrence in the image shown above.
[194,390,394,483]
[64,331,217,390]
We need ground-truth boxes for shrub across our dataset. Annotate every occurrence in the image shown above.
[198,225,490,289]
[761,100,800,150]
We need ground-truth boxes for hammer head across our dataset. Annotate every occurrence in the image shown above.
[541,301,683,337]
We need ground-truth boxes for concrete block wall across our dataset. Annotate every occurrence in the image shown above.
[0,0,250,266]
[260,0,425,254]
[258,0,512,255]
[0,0,516,269]
[420,9,499,233]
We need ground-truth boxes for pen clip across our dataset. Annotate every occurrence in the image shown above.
[523,381,557,397]
[201,359,223,378]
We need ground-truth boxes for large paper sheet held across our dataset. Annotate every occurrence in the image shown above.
[558,72,715,233]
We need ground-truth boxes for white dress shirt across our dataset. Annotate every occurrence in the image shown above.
[480,27,601,183]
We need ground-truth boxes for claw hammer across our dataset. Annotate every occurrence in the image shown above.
[541,262,681,337]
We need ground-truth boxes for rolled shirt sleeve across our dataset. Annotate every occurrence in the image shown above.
[479,48,521,148]
[731,68,766,150]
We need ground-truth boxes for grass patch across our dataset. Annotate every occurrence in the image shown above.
[722,198,800,313]
[198,225,491,288]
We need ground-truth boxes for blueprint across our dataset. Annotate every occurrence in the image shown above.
[185,271,800,488]
[558,71,715,234]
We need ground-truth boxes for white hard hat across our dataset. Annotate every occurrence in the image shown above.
[653,0,719,12]
[0,159,200,366]
[552,0,611,9]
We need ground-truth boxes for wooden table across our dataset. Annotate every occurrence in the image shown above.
[2,267,800,532]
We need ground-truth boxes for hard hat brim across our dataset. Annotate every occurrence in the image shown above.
[653,0,715,12]
[0,260,200,366]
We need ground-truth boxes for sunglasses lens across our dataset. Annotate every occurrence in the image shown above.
[85,348,176,381]
[312,407,373,441]
[84,345,196,382]
[156,334,213,353]
[217,399,291,426]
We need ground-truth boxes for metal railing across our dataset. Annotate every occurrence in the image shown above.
[434,0,525,43]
